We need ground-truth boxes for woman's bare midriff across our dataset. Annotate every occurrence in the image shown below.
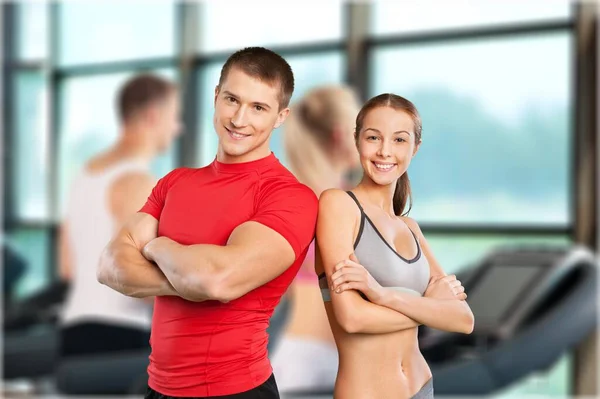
[331,318,431,399]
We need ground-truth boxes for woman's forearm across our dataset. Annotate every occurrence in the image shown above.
[332,291,421,334]
[378,291,474,334]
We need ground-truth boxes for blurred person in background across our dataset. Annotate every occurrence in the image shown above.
[271,85,360,393]
[316,93,474,399]
[58,73,182,358]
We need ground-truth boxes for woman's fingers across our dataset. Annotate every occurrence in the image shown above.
[331,259,363,278]
[336,282,364,294]
[331,271,365,290]
[450,279,462,288]
[334,258,364,272]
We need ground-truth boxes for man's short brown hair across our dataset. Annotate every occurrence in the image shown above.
[218,47,295,110]
[117,74,176,123]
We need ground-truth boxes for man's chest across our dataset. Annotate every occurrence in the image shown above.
[157,177,258,245]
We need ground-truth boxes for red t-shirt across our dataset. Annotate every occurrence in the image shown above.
[139,153,318,397]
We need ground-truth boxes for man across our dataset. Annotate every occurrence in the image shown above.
[97,47,318,398]
[60,73,182,357]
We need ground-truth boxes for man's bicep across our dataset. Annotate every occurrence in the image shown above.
[117,212,160,251]
[220,183,318,295]
[227,221,296,280]
[250,184,318,258]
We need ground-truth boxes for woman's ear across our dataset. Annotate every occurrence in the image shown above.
[412,140,421,157]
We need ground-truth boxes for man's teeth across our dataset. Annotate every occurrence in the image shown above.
[374,163,395,171]
[231,131,247,138]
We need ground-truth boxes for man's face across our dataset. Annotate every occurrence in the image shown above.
[213,67,290,163]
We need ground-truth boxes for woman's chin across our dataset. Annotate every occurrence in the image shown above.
[367,173,399,187]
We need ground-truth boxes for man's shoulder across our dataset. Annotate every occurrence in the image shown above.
[259,170,316,200]
[260,158,297,179]
[158,167,197,187]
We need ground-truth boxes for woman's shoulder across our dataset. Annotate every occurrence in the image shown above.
[318,188,361,221]
[319,188,353,207]
[400,216,425,239]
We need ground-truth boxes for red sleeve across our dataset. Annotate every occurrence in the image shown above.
[250,181,318,260]
[139,168,184,220]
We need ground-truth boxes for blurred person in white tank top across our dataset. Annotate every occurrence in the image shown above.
[58,74,182,357]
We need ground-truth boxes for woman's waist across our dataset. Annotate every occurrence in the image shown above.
[336,330,424,367]
[336,351,431,398]
[338,345,427,371]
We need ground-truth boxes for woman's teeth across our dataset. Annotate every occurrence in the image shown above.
[374,162,395,171]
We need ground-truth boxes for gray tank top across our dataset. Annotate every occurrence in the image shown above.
[319,191,430,301]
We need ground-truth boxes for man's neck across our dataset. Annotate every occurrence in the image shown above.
[216,146,271,164]
[114,127,158,163]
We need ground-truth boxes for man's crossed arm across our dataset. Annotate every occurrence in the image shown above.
[97,212,297,303]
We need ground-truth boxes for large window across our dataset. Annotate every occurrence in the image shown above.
[196,52,345,167]
[57,2,176,66]
[12,71,50,221]
[3,2,585,397]
[371,32,572,226]
[15,1,48,61]
[199,1,343,53]
[371,0,571,36]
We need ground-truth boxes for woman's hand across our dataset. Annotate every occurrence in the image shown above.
[330,253,388,304]
[424,274,467,301]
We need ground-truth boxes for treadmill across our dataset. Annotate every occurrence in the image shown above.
[420,245,598,395]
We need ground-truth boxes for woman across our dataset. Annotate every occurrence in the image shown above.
[316,93,475,399]
[271,85,361,392]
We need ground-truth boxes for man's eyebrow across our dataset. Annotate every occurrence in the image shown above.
[222,90,271,109]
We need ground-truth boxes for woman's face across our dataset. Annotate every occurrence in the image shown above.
[356,106,420,187]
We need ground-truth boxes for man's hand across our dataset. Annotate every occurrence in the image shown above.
[424,274,467,301]
[330,253,388,304]
[142,236,170,262]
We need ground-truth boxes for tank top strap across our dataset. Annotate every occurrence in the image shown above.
[345,191,365,215]
[102,159,150,183]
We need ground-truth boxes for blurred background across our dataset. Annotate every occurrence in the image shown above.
[1,0,598,398]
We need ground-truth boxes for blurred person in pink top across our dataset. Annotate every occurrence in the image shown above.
[270,85,361,393]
